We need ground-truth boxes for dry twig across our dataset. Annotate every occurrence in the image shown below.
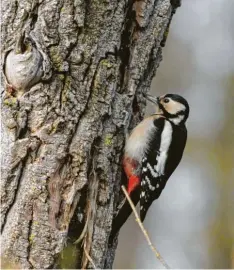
[121,185,170,269]
[83,242,97,269]
[74,210,90,245]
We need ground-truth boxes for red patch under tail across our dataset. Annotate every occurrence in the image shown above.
[127,175,140,194]
[123,156,140,194]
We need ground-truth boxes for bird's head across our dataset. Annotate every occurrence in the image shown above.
[145,93,189,125]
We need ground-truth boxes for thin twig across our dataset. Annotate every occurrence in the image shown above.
[83,242,97,269]
[121,185,170,269]
[74,210,90,245]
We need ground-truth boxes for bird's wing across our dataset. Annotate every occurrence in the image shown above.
[140,117,170,221]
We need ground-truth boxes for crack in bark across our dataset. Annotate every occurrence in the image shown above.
[118,0,135,91]
[28,0,42,31]
[27,210,33,268]
[81,147,100,269]
[1,150,30,232]
[17,110,29,139]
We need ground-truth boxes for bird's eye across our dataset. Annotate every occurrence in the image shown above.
[163,98,170,103]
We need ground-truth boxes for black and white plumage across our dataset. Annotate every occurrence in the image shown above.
[109,93,189,242]
[139,115,187,220]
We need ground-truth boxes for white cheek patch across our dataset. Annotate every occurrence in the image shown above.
[179,104,186,111]
[165,100,186,115]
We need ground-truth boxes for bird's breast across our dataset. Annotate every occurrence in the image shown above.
[124,117,156,162]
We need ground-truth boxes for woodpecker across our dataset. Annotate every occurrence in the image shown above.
[110,93,189,242]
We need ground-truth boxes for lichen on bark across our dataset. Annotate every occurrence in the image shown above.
[1,0,180,268]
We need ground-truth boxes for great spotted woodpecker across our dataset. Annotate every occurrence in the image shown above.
[110,93,189,242]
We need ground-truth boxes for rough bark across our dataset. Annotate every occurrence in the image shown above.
[1,0,180,268]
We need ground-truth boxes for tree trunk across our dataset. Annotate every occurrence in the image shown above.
[1,0,180,268]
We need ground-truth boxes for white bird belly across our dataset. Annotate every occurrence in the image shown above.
[125,117,156,162]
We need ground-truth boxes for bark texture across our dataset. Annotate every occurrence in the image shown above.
[1,0,180,268]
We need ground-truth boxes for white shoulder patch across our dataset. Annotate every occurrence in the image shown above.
[155,120,173,175]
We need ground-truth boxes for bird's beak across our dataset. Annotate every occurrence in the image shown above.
[144,93,159,105]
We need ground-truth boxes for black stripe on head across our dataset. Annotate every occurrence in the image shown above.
[157,102,179,120]
[164,94,189,115]
[161,94,189,123]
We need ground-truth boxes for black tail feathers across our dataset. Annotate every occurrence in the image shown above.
[139,200,152,222]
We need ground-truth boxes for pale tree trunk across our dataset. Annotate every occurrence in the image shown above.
[1,0,180,268]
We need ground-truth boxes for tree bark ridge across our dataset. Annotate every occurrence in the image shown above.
[1,0,179,268]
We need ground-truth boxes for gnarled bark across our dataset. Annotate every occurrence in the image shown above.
[1,0,180,268]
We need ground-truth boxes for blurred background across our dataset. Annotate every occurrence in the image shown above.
[114,0,234,268]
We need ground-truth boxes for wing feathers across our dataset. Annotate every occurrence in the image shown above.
[140,119,173,220]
